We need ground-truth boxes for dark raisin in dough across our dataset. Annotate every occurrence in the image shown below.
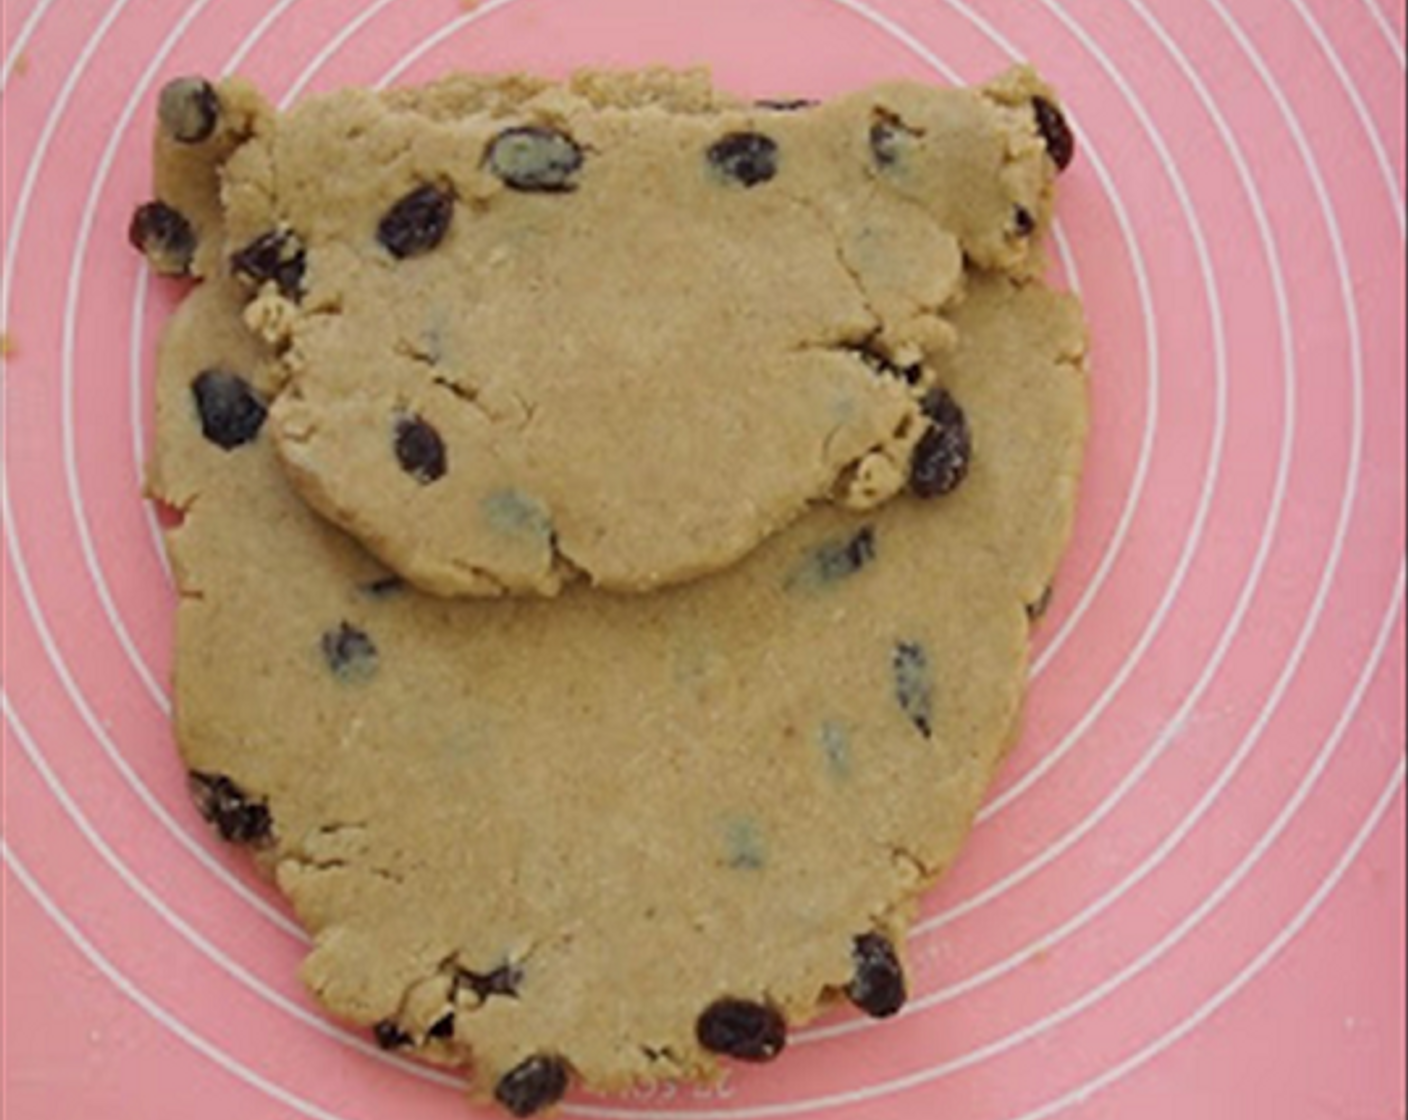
[696,999,788,1062]
[158,76,220,144]
[188,772,272,845]
[910,389,972,499]
[128,201,196,276]
[363,575,407,599]
[458,962,523,1001]
[708,132,780,187]
[1013,205,1037,237]
[372,1020,413,1050]
[487,127,584,192]
[321,623,379,682]
[229,231,283,281]
[393,415,447,484]
[230,230,306,300]
[892,642,934,739]
[809,527,878,585]
[191,370,267,450]
[846,933,908,1019]
[1032,95,1076,171]
[377,185,455,258]
[495,1055,571,1118]
[852,341,924,385]
[427,1013,455,1040]
[870,114,919,168]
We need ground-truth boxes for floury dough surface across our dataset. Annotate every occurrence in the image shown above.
[146,69,743,283]
[147,267,1088,1105]
[199,67,1064,597]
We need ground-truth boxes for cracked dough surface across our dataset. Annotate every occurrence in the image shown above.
[201,67,1060,597]
[148,266,1087,1101]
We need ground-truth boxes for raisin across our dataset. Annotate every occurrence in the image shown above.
[725,819,766,871]
[191,370,267,450]
[1013,205,1037,237]
[230,230,305,300]
[428,1013,455,1040]
[363,575,407,599]
[892,642,934,739]
[321,623,379,683]
[696,999,787,1062]
[809,527,877,585]
[870,113,919,168]
[128,201,196,276]
[377,185,455,259]
[1027,584,1056,623]
[394,415,447,484]
[910,389,971,499]
[188,772,272,845]
[853,342,923,385]
[755,98,818,112]
[846,933,908,1019]
[457,962,523,1001]
[1032,95,1076,171]
[373,1020,413,1050]
[708,132,780,187]
[484,490,553,540]
[495,1055,570,1117]
[870,123,900,167]
[488,127,584,192]
[230,231,283,281]
[158,76,220,144]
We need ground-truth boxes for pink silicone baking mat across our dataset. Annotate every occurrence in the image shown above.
[3,0,1405,1117]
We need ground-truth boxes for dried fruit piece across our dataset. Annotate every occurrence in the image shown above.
[853,342,924,385]
[158,76,220,144]
[428,1013,455,1040]
[191,370,267,450]
[363,576,407,599]
[393,415,448,484]
[708,132,779,187]
[188,772,272,845]
[846,933,907,1019]
[870,112,919,168]
[910,389,972,499]
[1032,95,1076,171]
[725,818,767,870]
[696,999,787,1062]
[425,1014,453,1042]
[321,623,379,682]
[457,962,524,1001]
[129,201,196,276]
[378,185,455,259]
[495,1055,570,1117]
[230,230,306,300]
[800,527,877,586]
[892,642,934,739]
[488,127,584,192]
[373,1020,413,1050]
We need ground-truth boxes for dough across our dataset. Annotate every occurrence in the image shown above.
[147,264,1088,1112]
[151,67,1069,597]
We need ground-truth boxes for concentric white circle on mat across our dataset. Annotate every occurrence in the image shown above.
[3,2,1404,1119]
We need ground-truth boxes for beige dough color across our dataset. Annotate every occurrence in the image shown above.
[193,68,1063,597]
